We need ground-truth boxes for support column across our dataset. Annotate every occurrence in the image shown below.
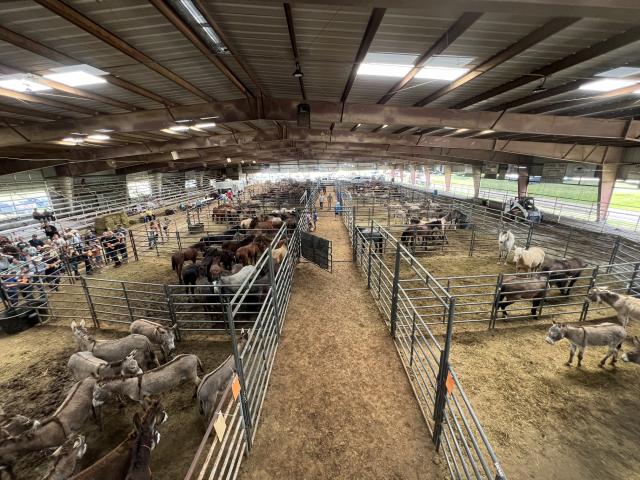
[411,164,416,185]
[196,171,204,189]
[597,163,620,221]
[424,165,431,190]
[444,165,452,192]
[517,166,529,198]
[400,164,405,184]
[59,177,74,209]
[472,166,482,198]
[151,173,163,198]
[391,164,397,182]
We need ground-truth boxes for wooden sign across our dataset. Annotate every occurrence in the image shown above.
[213,412,226,442]
[445,372,455,395]
[231,374,241,400]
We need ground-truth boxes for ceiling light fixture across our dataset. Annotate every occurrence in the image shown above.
[178,0,229,54]
[200,116,219,120]
[169,125,190,132]
[226,157,231,163]
[532,76,547,93]
[293,62,303,78]
[381,124,388,129]
[194,122,216,129]
[175,119,192,123]
[252,160,256,164]
[414,66,469,81]
[477,129,495,135]
[0,74,51,93]
[86,134,110,141]
[579,78,637,92]
[94,128,114,133]
[61,137,83,145]
[44,65,108,87]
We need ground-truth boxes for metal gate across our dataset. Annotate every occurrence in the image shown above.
[300,232,332,271]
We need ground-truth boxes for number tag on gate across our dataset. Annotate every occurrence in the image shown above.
[445,372,455,395]
[231,374,241,400]
[213,412,226,442]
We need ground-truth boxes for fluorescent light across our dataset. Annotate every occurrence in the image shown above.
[241,160,245,164]
[61,137,83,145]
[358,63,412,78]
[226,157,231,163]
[381,124,388,129]
[579,78,637,92]
[0,74,51,93]
[94,128,114,133]
[200,116,219,120]
[477,129,495,135]
[45,71,107,87]
[415,66,469,81]
[175,119,192,123]
[596,67,640,78]
[194,122,216,128]
[87,134,110,141]
[169,125,190,132]
[252,160,256,164]
[44,65,108,87]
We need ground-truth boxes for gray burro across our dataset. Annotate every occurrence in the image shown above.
[0,378,96,463]
[92,354,204,406]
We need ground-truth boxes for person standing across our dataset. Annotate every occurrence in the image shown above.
[335,200,342,219]
[101,231,122,267]
[313,208,318,230]
[226,189,234,203]
[319,192,325,210]
[147,222,158,250]
[43,222,58,239]
[327,192,333,210]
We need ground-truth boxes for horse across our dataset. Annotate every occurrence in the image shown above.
[539,257,587,296]
[181,263,202,295]
[236,236,270,266]
[171,246,200,283]
[221,235,255,253]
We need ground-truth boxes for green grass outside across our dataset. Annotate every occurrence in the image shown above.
[425,175,640,212]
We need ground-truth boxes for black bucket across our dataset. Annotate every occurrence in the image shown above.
[0,299,48,334]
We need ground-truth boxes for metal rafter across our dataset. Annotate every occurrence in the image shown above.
[2,97,640,147]
[0,61,138,112]
[283,3,306,100]
[455,24,640,110]
[149,0,254,99]
[0,102,66,121]
[193,0,265,96]
[35,0,215,102]
[340,7,386,103]
[414,17,579,106]
[0,25,175,107]
[0,87,99,116]
[378,12,482,105]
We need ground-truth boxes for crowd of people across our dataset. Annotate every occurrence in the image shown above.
[0,222,131,307]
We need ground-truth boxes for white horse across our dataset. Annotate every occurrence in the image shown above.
[498,230,515,265]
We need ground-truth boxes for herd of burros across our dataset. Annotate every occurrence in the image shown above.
[0,318,247,479]
[497,230,640,368]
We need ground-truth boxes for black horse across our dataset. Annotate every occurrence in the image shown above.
[181,263,202,295]
[199,226,241,247]
[356,226,384,253]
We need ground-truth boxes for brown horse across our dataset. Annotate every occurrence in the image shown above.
[236,236,270,266]
[171,246,199,283]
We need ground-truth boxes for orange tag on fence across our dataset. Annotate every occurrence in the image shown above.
[231,374,241,400]
[445,372,455,395]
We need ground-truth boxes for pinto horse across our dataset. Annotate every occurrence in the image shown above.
[171,246,200,283]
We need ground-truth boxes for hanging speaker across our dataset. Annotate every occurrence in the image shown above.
[297,103,310,128]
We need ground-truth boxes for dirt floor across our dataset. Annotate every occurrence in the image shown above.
[238,200,445,480]
[368,218,640,479]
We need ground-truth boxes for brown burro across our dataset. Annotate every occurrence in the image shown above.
[69,400,167,480]
[92,354,204,407]
[0,378,96,474]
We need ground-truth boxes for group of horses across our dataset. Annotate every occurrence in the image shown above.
[399,209,471,249]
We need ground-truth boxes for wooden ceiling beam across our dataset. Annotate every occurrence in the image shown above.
[35,0,214,102]
[0,24,175,107]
